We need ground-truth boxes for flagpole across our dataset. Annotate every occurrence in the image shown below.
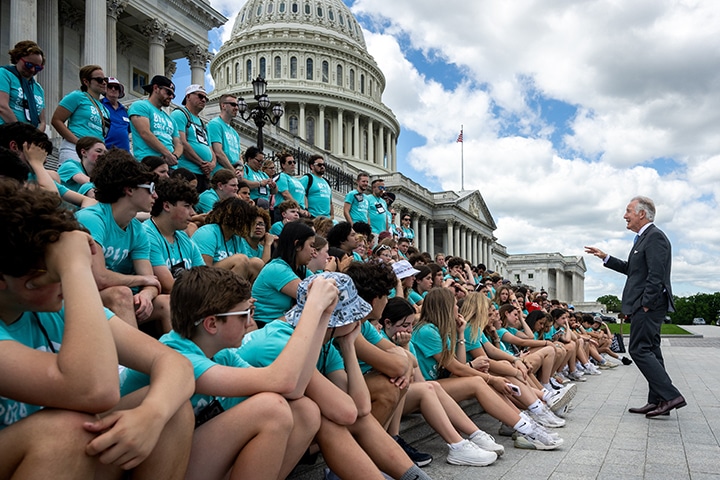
[460,125,464,191]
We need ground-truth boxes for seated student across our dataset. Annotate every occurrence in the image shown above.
[443,256,475,287]
[409,266,433,307]
[239,207,273,263]
[191,196,264,282]
[269,199,301,236]
[379,297,501,466]
[241,273,434,480]
[391,260,419,301]
[0,180,194,479]
[140,155,171,179]
[580,314,632,366]
[195,169,238,214]
[411,288,564,450]
[121,267,336,480]
[0,121,96,209]
[397,237,410,260]
[326,221,359,262]
[308,235,333,274]
[570,315,616,370]
[541,308,586,382]
[76,149,170,330]
[251,221,315,327]
[57,136,106,196]
[144,177,204,298]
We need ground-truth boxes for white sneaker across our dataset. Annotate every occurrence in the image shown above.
[529,406,566,428]
[516,428,564,450]
[585,364,602,375]
[554,403,571,418]
[548,384,576,413]
[469,430,505,456]
[568,371,587,382]
[447,440,497,466]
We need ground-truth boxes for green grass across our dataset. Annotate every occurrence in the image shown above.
[606,323,692,335]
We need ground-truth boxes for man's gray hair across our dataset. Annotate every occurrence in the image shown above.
[631,196,656,222]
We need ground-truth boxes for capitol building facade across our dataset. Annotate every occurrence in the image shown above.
[1,0,586,302]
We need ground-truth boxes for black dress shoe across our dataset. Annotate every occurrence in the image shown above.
[646,395,687,418]
[628,403,658,414]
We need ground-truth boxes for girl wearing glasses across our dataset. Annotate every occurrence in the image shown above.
[274,152,309,220]
[52,64,110,164]
[0,41,46,131]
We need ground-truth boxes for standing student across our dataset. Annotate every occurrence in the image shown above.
[0,41,46,131]
[585,196,685,417]
[172,85,215,192]
[300,154,332,218]
[207,94,242,170]
[344,172,370,225]
[274,152,308,219]
[102,77,130,151]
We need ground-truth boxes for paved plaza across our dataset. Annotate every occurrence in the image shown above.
[291,328,720,480]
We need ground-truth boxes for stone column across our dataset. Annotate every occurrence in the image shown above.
[165,60,177,79]
[470,232,477,265]
[367,118,374,164]
[385,130,392,169]
[446,220,454,257]
[280,102,288,130]
[411,216,419,247]
[555,270,564,301]
[486,241,492,270]
[299,102,306,139]
[318,105,325,149]
[84,0,106,67]
[391,133,397,171]
[377,124,384,166]
[185,45,214,86]
[428,222,435,257]
[38,0,58,135]
[419,218,427,253]
[106,0,127,77]
[353,113,360,159]
[460,227,467,260]
[143,19,173,78]
[10,0,37,47]
[336,109,344,156]
[453,224,460,257]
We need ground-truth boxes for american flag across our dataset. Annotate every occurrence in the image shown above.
[456,129,463,143]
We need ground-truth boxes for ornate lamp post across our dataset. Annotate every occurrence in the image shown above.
[237,76,284,151]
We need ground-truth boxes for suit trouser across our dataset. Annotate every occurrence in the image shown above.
[628,307,682,403]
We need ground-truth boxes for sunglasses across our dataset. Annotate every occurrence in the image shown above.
[107,84,121,91]
[194,307,255,327]
[22,59,44,74]
[137,182,156,195]
[160,86,176,98]
[91,76,109,84]
[314,163,326,167]
[194,93,208,101]
[285,160,296,165]
[223,101,239,107]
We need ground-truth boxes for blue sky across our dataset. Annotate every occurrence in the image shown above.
[178,0,720,301]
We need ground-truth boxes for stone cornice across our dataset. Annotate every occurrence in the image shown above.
[161,0,227,30]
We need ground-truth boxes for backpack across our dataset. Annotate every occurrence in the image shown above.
[303,173,330,195]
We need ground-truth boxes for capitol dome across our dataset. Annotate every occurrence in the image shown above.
[210,0,400,170]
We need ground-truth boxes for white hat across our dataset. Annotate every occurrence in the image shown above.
[182,84,207,105]
[106,77,125,98]
[392,260,420,280]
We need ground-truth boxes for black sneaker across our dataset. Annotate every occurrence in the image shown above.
[393,435,433,467]
[622,356,633,365]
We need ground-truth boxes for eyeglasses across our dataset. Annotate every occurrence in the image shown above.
[255,222,266,227]
[21,59,44,74]
[107,84,121,91]
[285,160,296,165]
[137,182,156,194]
[403,217,410,221]
[314,163,325,167]
[194,93,208,102]
[194,307,255,327]
[91,76,109,84]
[377,186,386,191]
[223,101,239,107]
[160,86,175,98]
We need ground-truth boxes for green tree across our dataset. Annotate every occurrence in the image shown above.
[597,295,621,312]
[670,292,720,324]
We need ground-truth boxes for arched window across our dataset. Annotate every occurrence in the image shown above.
[324,119,331,150]
[306,117,315,145]
[256,4,263,16]
[317,5,323,17]
[291,2,298,14]
[234,63,240,83]
[279,1,286,13]
[328,8,334,21]
[306,58,313,80]
[246,60,252,82]
[259,57,266,79]
[274,56,282,78]
[336,65,343,86]
[339,13,344,26]
[226,66,230,86]
[363,130,368,160]
[289,115,298,135]
[304,3,310,15]
[360,74,365,94]
[349,69,355,90]
[267,2,274,14]
[290,56,297,79]
[322,61,329,83]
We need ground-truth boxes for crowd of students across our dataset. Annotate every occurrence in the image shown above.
[1,41,632,480]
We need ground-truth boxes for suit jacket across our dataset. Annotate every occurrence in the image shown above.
[605,223,675,315]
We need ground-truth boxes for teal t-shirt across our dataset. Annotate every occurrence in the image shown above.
[366,194,388,234]
[76,202,149,274]
[401,226,415,241]
[0,307,114,430]
[120,330,249,414]
[191,223,246,263]
[269,221,284,236]
[408,290,427,306]
[142,220,205,271]
[58,90,108,139]
[207,116,241,166]
[172,108,212,175]
[128,99,178,161]
[274,173,306,208]
[251,259,301,325]
[0,68,45,125]
[463,325,485,361]
[57,160,89,193]
[195,188,220,214]
[243,165,270,202]
[240,320,345,375]
[300,174,332,218]
[344,189,369,224]
[496,326,519,354]
[238,238,264,259]
[357,320,384,374]
[411,323,447,381]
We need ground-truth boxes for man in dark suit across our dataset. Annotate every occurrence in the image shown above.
[585,196,685,418]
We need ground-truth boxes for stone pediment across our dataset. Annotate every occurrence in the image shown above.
[455,190,497,230]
